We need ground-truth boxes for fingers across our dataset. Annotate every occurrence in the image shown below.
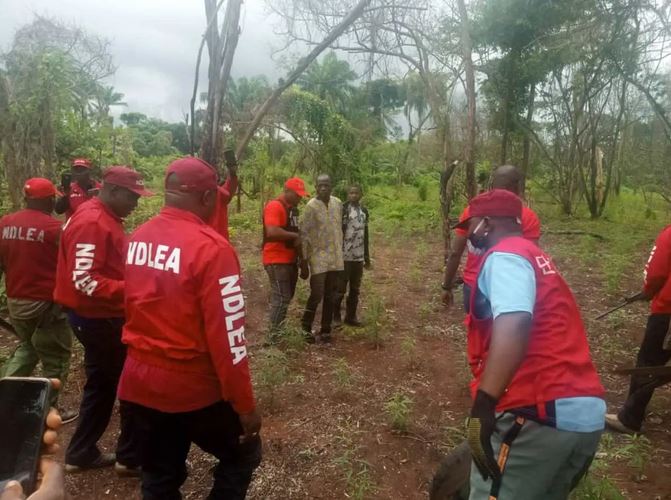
[34,459,65,498]
[48,379,61,392]
[0,481,24,500]
[46,409,62,432]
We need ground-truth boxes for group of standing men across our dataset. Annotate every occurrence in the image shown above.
[262,174,370,344]
[0,156,259,499]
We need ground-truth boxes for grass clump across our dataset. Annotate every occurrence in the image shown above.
[384,392,413,432]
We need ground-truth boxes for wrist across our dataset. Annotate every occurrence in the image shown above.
[441,282,452,291]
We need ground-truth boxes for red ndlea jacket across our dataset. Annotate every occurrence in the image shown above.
[456,205,541,287]
[65,181,102,219]
[117,207,255,415]
[53,198,126,318]
[0,209,62,301]
[467,236,604,416]
[209,175,238,241]
[644,225,671,314]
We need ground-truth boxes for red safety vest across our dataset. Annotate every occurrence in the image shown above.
[467,236,604,418]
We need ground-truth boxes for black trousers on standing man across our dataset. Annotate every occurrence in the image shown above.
[301,271,339,335]
[618,313,671,431]
[334,261,364,323]
[123,400,262,500]
[65,314,137,467]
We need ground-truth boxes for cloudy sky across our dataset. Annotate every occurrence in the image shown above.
[1,0,285,122]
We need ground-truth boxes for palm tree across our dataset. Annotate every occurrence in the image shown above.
[297,52,357,114]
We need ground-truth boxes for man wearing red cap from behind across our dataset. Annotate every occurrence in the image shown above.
[262,177,309,343]
[0,178,77,421]
[118,157,261,499]
[455,189,605,499]
[54,165,152,475]
[55,158,102,220]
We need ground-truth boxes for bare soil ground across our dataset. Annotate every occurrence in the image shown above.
[1,228,670,499]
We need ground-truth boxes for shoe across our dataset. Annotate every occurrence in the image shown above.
[66,453,116,473]
[301,331,316,344]
[319,332,333,343]
[344,318,364,327]
[59,408,79,425]
[605,413,637,435]
[332,317,343,329]
[115,462,141,478]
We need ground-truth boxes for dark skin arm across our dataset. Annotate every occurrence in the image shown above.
[478,312,532,399]
[441,234,468,306]
[264,225,299,243]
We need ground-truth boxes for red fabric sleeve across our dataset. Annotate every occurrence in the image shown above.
[644,228,671,296]
[522,207,541,240]
[66,221,124,301]
[218,175,238,206]
[454,206,470,237]
[199,242,256,414]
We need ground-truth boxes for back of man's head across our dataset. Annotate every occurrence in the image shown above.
[164,157,218,221]
[492,164,523,195]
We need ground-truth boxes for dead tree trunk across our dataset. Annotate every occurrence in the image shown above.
[457,0,476,200]
[521,85,536,192]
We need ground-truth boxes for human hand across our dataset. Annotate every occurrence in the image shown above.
[238,408,262,444]
[364,261,371,270]
[300,263,310,280]
[441,289,454,307]
[466,390,500,482]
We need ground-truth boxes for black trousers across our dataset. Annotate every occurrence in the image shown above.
[301,271,339,334]
[334,261,364,322]
[462,283,472,313]
[265,263,298,332]
[122,400,262,500]
[65,314,137,467]
[618,313,671,431]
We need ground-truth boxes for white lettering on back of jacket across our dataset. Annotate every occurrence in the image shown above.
[126,241,181,274]
[73,243,98,296]
[219,274,247,365]
[2,226,45,242]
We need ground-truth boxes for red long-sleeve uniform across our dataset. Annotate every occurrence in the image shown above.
[53,197,125,317]
[209,175,238,241]
[117,206,255,414]
[644,225,671,313]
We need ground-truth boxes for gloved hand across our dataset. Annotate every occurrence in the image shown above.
[467,389,500,482]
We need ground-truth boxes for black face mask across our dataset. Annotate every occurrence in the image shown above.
[468,219,488,250]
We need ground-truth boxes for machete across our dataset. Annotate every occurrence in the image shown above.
[593,291,647,321]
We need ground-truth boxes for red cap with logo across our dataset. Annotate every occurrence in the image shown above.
[72,158,92,169]
[284,177,308,197]
[454,189,523,230]
[103,166,153,196]
[165,157,218,192]
[24,178,61,199]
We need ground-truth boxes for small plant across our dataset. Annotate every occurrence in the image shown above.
[384,392,413,432]
[279,324,307,353]
[400,335,418,368]
[363,295,386,348]
[333,434,376,499]
[619,434,652,481]
[417,180,428,201]
[418,302,432,324]
[254,347,289,408]
[332,357,353,390]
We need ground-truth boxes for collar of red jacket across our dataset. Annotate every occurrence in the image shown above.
[159,206,207,225]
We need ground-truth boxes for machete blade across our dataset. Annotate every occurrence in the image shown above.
[613,365,671,377]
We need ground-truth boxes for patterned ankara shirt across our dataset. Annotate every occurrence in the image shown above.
[301,196,344,275]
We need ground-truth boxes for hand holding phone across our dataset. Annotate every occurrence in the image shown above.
[60,173,72,194]
[0,378,54,496]
[223,149,238,176]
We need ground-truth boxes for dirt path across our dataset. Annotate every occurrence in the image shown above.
[1,229,670,499]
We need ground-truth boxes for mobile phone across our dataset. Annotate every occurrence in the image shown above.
[223,149,237,168]
[0,377,52,495]
[60,172,72,191]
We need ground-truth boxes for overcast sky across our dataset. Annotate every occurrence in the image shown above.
[1,0,284,122]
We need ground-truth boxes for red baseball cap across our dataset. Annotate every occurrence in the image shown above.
[24,178,61,199]
[72,158,92,169]
[103,166,153,196]
[165,157,218,192]
[454,189,523,230]
[284,177,308,197]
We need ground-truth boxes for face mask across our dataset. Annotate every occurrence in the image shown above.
[468,219,489,250]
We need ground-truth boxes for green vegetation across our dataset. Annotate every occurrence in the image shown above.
[384,392,413,432]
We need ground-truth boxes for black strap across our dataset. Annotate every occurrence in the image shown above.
[489,415,526,500]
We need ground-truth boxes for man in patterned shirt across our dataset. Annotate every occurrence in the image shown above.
[300,174,344,343]
[334,185,370,327]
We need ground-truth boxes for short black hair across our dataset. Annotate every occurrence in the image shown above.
[349,185,362,192]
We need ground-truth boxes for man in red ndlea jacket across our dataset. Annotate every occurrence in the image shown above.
[118,157,261,500]
[606,225,671,434]
[0,178,74,418]
[456,190,605,499]
[54,166,152,473]
[55,158,102,220]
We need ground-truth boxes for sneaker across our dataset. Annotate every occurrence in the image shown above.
[59,408,79,425]
[65,453,116,473]
[344,318,364,327]
[115,462,142,478]
[605,413,637,435]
